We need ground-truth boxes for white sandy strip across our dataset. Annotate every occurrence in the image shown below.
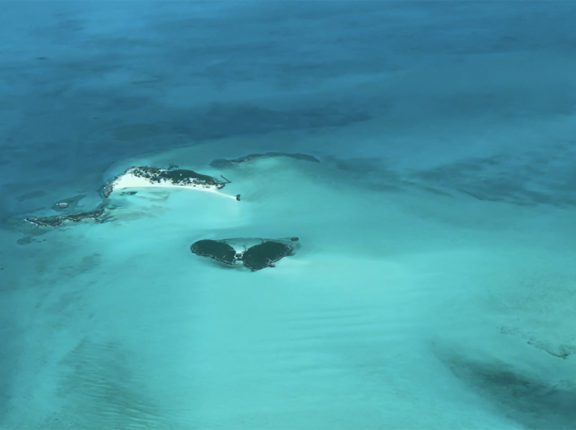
[111,172,238,200]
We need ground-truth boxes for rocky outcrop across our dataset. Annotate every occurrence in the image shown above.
[25,204,107,227]
[210,152,319,168]
[190,237,299,271]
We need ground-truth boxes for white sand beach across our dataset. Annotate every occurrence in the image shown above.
[109,167,239,200]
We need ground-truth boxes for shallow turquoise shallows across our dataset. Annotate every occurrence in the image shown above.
[1,2,576,429]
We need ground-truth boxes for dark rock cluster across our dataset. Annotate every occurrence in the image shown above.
[191,237,299,271]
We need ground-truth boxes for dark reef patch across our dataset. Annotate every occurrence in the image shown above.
[210,152,320,168]
[190,237,299,271]
[17,190,47,202]
[500,326,576,360]
[16,236,34,246]
[326,148,576,207]
[327,156,404,192]
[442,353,576,430]
[411,151,576,207]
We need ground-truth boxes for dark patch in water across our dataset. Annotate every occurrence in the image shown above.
[500,326,576,360]
[411,152,576,207]
[183,104,371,140]
[444,354,576,429]
[17,190,47,202]
[327,156,404,191]
[210,152,320,168]
[52,340,165,429]
[16,236,33,246]
[56,253,102,279]
[296,144,576,208]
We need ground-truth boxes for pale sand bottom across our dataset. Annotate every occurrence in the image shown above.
[2,144,576,430]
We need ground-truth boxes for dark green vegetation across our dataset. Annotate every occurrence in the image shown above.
[210,152,320,168]
[242,240,297,271]
[130,166,228,189]
[100,166,229,198]
[190,240,238,266]
[190,237,299,271]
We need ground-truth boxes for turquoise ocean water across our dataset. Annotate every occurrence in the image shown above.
[1,2,576,429]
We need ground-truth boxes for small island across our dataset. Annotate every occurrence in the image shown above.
[25,165,239,228]
[191,237,300,271]
[103,166,232,197]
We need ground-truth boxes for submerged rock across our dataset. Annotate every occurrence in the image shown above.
[103,166,230,197]
[16,236,33,245]
[210,152,319,168]
[190,237,299,271]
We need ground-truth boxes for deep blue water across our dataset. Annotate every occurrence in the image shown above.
[3,0,576,217]
[1,1,576,429]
